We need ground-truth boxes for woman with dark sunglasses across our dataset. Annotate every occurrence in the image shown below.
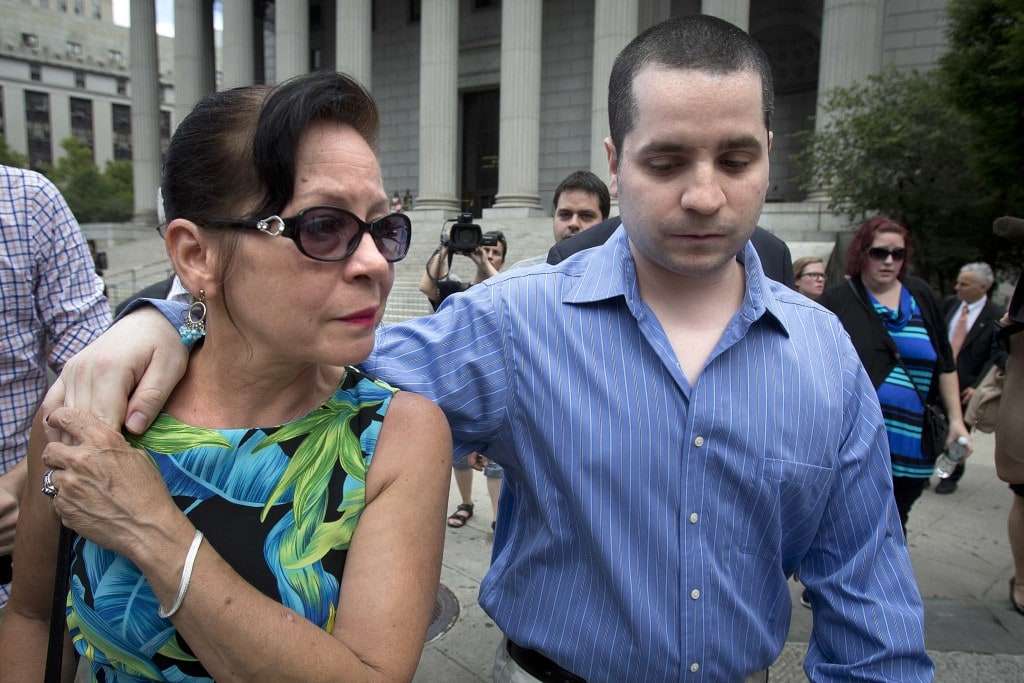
[0,74,451,682]
[819,216,970,534]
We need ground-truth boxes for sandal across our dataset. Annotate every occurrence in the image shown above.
[447,503,474,528]
[1011,578,1024,616]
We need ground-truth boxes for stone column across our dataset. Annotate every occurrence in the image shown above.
[49,91,71,162]
[700,0,749,32]
[174,0,216,125]
[129,0,162,223]
[275,0,309,81]
[1,84,27,155]
[815,0,883,133]
[93,97,114,168]
[414,0,460,213]
[590,0,638,183]
[487,0,543,216]
[336,0,372,89]
[222,0,255,88]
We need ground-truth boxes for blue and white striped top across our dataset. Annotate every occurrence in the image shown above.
[363,227,931,681]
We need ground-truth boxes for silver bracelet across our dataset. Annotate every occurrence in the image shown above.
[158,529,204,619]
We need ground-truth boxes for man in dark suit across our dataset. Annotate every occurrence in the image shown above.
[548,215,795,287]
[936,261,1003,494]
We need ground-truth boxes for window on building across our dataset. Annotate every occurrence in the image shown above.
[112,103,131,160]
[30,63,42,81]
[94,0,101,19]
[116,77,127,96]
[67,41,83,58]
[21,33,39,49]
[474,0,499,8]
[74,0,84,14]
[70,97,94,158]
[59,0,68,11]
[409,0,420,23]
[109,49,125,68]
[75,70,86,88]
[25,90,52,170]
[160,110,171,162]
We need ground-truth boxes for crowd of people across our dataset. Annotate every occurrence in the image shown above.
[0,13,1021,683]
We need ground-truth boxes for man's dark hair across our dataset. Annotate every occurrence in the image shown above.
[484,230,507,259]
[608,15,774,154]
[552,170,611,220]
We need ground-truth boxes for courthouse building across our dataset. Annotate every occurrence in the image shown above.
[1,0,951,244]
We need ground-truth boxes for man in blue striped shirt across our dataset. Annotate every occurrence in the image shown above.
[48,16,930,682]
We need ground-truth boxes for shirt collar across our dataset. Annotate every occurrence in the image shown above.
[963,295,987,313]
[563,223,791,337]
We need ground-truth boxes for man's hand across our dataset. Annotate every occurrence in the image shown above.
[469,248,498,281]
[960,386,975,406]
[41,306,187,439]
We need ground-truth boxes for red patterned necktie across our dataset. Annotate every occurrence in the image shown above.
[951,303,969,358]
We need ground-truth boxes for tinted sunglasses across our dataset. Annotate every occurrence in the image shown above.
[209,206,412,263]
[866,247,906,262]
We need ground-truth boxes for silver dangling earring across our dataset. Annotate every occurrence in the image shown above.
[178,289,207,347]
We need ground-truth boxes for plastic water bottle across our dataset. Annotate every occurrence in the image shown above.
[935,436,970,479]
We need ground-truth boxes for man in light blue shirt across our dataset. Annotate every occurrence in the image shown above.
[49,16,929,682]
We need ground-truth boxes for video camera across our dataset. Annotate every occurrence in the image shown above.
[441,211,499,254]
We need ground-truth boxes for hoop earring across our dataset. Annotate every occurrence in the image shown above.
[179,289,207,347]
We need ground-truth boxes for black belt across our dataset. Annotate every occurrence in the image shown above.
[506,639,586,683]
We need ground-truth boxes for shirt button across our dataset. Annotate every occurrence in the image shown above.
[690,588,701,600]
[693,436,705,447]
[689,512,699,524]
[690,662,700,673]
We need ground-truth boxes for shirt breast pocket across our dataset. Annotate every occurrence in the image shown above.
[738,457,834,559]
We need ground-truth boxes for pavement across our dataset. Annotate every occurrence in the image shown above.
[412,431,1024,682]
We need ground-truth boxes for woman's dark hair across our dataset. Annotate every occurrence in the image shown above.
[608,15,774,155]
[845,216,913,278]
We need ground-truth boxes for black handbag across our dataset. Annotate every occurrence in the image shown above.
[891,351,949,458]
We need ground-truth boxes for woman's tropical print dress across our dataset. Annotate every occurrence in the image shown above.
[65,368,397,682]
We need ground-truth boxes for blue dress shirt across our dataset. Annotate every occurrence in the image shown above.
[144,228,931,681]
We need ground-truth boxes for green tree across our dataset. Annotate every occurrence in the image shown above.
[47,137,133,223]
[941,0,1024,216]
[798,68,1008,287]
[0,135,28,168]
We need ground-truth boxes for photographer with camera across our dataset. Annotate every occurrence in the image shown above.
[419,213,506,311]
[419,214,506,530]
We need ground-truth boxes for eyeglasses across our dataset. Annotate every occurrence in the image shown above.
[798,272,826,281]
[866,247,906,262]
[209,207,412,263]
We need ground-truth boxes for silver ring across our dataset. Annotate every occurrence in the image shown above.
[41,468,58,498]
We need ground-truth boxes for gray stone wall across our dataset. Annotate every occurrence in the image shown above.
[537,0,595,213]
[882,0,949,72]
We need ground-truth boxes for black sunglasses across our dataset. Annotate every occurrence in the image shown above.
[866,247,906,262]
[208,206,412,263]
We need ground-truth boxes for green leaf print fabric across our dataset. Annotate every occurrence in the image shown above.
[66,368,396,682]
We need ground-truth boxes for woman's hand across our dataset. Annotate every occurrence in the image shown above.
[946,418,973,459]
[41,407,182,561]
